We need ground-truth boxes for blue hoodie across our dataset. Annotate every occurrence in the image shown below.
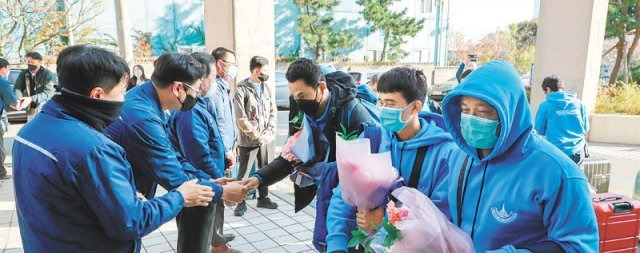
[535,91,589,156]
[441,61,598,252]
[325,112,464,253]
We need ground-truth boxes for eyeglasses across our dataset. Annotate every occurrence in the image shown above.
[180,82,200,97]
[220,59,237,67]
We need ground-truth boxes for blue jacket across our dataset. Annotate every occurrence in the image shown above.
[168,97,226,179]
[13,101,184,253]
[325,113,464,253]
[0,77,17,114]
[535,91,589,156]
[441,61,598,252]
[105,81,222,202]
[210,77,237,151]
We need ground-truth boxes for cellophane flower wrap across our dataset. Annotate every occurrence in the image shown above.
[335,134,398,211]
[389,187,475,253]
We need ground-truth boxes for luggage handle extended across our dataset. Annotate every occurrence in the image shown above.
[593,195,623,202]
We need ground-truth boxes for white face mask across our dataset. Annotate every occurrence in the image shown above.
[204,81,216,99]
[133,70,142,78]
[225,65,238,80]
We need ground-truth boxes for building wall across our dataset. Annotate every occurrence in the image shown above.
[275,0,449,64]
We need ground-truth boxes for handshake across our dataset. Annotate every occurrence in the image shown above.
[174,176,263,208]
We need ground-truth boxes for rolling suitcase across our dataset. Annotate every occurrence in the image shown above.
[581,157,611,193]
[592,193,640,253]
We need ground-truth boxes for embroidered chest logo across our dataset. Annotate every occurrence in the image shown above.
[491,203,518,224]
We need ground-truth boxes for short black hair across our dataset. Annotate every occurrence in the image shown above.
[285,58,323,88]
[377,67,428,105]
[0,58,8,69]
[211,47,236,61]
[56,45,129,95]
[26,52,43,61]
[542,75,564,92]
[190,52,213,77]
[250,56,269,71]
[151,52,205,88]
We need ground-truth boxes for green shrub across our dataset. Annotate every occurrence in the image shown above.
[595,83,640,115]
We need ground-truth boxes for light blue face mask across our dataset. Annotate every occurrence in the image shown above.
[460,113,500,149]
[380,102,414,133]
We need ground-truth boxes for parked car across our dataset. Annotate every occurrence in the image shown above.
[275,71,290,109]
[348,70,385,86]
[4,69,28,123]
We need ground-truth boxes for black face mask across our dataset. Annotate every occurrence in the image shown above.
[296,89,321,117]
[52,88,124,132]
[27,64,38,71]
[178,86,197,111]
[258,73,269,82]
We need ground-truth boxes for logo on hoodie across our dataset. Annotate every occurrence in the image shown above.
[491,203,517,224]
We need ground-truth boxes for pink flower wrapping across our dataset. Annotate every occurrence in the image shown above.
[281,131,301,163]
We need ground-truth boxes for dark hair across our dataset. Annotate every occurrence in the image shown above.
[542,75,564,92]
[285,58,323,88]
[56,45,129,95]
[132,65,148,80]
[190,52,214,77]
[151,52,205,88]
[26,52,43,61]
[377,67,428,105]
[250,56,269,71]
[211,47,236,62]
[369,74,379,85]
[0,58,8,69]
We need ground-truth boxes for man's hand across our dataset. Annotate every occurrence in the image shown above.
[176,179,215,207]
[18,97,32,110]
[136,191,147,202]
[221,181,247,205]
[225,151,236,169]
[211,177,236,185]
[356,207,384,233]
[242,176,260,191]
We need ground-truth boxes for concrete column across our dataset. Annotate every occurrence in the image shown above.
[203,0,276,95]
[114,0,134,65]
[530,0,608,116]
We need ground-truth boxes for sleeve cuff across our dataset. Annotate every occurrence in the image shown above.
[254,174,264,185]
[198,179,224,204]
[326,234,349,253]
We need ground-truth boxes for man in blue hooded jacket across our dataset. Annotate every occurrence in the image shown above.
[325,67,464,253]
[13,45,215,253]
[105,52,247,253]
[441,61,598,252]
[534,75,589,165]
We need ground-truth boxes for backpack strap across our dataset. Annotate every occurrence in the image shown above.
[456,155,471,226]
[407,146,429,188]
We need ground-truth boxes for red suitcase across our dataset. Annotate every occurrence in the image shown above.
[592,193,640,253]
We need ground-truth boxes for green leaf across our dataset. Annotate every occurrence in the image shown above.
[363,236,373,253]
[347,228,369,248]
[381,218,402,247]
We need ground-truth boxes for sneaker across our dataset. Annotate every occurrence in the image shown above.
[211,244,242,253]
[257,197,278,209]
[222,233,235,242]
[233,201,247,217]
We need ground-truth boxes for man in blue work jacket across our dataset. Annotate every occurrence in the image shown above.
[105,52,247,253]
[168,52,241,253]
[13,45,215,253]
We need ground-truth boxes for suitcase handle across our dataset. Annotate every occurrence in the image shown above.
[593,195,623,202]
[613,202,634,213]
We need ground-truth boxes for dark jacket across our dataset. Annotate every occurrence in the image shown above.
[255,71,377,211]
[105,82,222,202]
[13,66,56,107]
[168,97,226,179]
[14,101,183,252]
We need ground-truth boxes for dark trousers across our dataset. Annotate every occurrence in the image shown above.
[175,204,215,253]
[210,200,226,247]
[237,145,271,199]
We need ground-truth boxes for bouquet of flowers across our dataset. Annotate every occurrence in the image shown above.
[380,187,475,253]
